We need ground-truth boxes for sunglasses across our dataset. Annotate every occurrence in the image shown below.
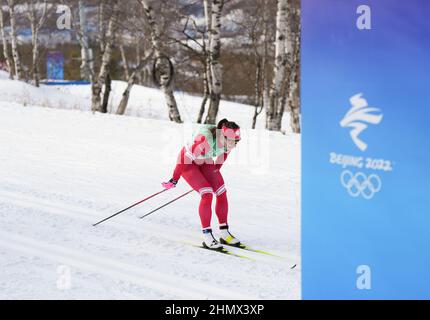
[225,137,241,144]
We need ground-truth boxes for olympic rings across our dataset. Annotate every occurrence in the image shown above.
[340,170,382,199]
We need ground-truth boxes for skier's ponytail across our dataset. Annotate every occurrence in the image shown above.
[216,118,240,130]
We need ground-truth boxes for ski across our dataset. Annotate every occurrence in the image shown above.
[180,240,254,260]
[220,241,297,269]
[220,240,279,257]
[197,244,255,261]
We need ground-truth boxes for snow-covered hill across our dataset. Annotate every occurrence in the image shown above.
[0,70,292,132]
[0,73,300,299]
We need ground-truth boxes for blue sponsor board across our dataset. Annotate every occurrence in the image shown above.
[46,51,64,80]
[302,0,430,299]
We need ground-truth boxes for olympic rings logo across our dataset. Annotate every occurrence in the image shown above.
[340,170,382,199]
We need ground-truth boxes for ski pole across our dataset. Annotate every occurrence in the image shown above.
[93,189,169,227]
[139,189,194,219]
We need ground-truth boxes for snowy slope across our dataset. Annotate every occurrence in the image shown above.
[0,76,300,299]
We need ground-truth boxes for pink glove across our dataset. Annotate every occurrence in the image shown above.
[162,178,177,189]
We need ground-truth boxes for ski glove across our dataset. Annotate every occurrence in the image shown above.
[162,178,178,190]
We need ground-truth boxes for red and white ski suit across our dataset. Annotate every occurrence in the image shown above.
[172,134,230,229]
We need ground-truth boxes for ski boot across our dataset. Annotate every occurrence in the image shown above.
[219,224,241,247]
[202,228,223,251]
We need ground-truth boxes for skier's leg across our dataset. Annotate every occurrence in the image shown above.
[181,164,222,249]
[200,164,228,224]
[200,164,241,246]
[181,164,214,229]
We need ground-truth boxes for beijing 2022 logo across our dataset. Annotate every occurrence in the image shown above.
[329,93,394,200]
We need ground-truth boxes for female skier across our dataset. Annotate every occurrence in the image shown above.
[161,119,241,250]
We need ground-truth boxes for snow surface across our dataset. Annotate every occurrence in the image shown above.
[0,70,292,132]
[0,71,300,299]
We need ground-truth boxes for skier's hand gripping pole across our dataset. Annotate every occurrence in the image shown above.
[92,189,169,227]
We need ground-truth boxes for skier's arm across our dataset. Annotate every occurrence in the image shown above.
[214,151,229,170]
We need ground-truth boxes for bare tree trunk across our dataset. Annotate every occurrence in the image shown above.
[119,41,129,80]
[289,64,300,133]
[266,0,288,131]
[98,0,106,52]
[27,0,48,87]
[31,26,39,85]
[275,0,296,131]
[101,71,111,113]
[262,0,270,115]
[116,50,153,115]
[198,0,212,123]
[252,57,263,129]
[140,0,182,123]
[91,1,119,113]
[203,0,212,93]
[135,39,141,84]
[274,70,289,131]
[288,1,300,133]
[77,0,93,82]
[197,60,210,123]
[0,5,14,78]
[7,0,24,80]
[204,0,224,124]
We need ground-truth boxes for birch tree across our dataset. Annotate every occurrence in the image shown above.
[198,0,212,123]
[139,0,182,123]
[266,0,288,131]
[119,40,129,80]
[98,0,106,52]
[26,0,48,87]
[76,0,93,82]
[7,0,24,80]
[167,13,210,124]
[268,0,300,133]
[116,49,153,115]
[91,0,119,113]
[287,0,300,133]
[204,0,224,124]
[0,3,14,78]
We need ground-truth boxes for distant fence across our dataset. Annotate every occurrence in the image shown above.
[41,80,91,86]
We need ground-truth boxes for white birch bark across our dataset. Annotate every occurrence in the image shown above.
[288,2,300,133]
[77,0,93,82]
[204,0,224,124]
[261,0,270,114]
[98,0,106,52]
[7,0,24,80]
[139,0,182,123]
[0,5,14,78]
[116,49,153,115]
[266,0,288,131]
[273,0,295,131]
[119,41,129,80]
[26,0,48,87]
[91,1,119,113]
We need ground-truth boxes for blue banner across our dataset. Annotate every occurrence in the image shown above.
[46,51,64,80]
[302,0,430,299]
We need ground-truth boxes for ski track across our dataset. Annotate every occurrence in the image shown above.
[0,102,300,299]
[0,187,299,265]
[0,187,299,299]
[0,231,256,300]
